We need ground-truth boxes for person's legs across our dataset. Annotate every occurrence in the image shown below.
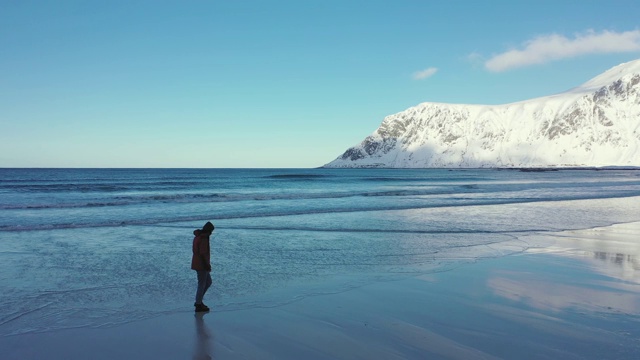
[195,271,213,312]
[195,270,208,305]
[203,272,212,298]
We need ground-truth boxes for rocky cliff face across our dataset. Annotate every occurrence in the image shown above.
[325,60,640,168]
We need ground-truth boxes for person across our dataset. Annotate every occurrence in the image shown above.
[192,221,214,312]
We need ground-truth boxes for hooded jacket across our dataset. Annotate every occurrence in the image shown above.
[191,229,211,271]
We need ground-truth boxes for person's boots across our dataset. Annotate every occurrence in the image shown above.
[195,303,210,312]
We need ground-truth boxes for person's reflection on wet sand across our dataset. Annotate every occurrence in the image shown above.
[194,312,213,360]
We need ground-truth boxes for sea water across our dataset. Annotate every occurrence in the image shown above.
[1,168,640,336]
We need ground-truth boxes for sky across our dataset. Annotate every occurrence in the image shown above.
[1,0,640,168]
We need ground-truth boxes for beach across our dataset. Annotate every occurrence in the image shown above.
[2,221,639,360]
[3,2,640,358]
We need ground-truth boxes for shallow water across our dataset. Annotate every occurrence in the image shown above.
[1,168,640,336]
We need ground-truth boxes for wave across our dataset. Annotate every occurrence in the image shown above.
[0,187,465,210]
[221,225,553,234]
[0,181,205,193]
[0,201,132,210]
[264,174,335,180]
[361,176,485,182]
[3,191,640,232]
[3,182,640,211]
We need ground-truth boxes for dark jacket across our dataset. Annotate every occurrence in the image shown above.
[191,229,211,271]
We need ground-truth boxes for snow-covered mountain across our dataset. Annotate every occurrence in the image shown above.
[324,59,640,168]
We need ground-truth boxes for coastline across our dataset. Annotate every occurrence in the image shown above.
[2,222,639,360]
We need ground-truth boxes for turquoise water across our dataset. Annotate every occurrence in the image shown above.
[1,168,640,335]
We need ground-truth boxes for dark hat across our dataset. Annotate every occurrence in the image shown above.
[202,221,215,234]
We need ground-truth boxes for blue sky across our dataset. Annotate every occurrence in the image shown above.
[1,0,639,168]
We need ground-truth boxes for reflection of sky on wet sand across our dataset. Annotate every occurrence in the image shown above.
[488,222,640,315]
[488,273,640,314]
[525,221,640,283]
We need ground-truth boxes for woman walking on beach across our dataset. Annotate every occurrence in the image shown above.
[192,221,214,312]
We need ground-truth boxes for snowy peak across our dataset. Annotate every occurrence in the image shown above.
[576,59,640,92]
[325,59,640,168]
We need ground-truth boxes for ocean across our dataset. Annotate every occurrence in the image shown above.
[1,168,640,336]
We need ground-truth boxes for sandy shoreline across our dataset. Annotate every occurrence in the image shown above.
[2,222,640,359]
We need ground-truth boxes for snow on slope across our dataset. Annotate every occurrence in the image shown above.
[325,59,640,168]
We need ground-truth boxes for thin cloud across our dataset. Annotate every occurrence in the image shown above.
[485,29,640,72]
[467,52,483,62]
[412,67,438,80]
[466,52,484,68]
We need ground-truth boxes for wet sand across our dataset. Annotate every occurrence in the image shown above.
[2,222,639,359]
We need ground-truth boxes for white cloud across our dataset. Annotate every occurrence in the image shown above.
[485,29,640,72]
[412,67,438,80]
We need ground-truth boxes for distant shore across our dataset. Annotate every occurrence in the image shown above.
[320,165,640,171]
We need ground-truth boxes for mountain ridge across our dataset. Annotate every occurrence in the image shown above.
[324,59,640,168]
